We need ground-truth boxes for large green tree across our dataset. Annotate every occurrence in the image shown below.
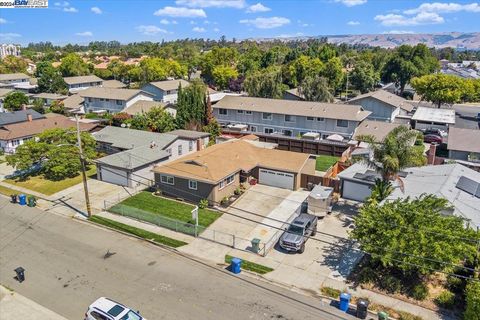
[6,128,96,181]
[350,60,378,93]
[36,61,67,93]
[298,75,334,102]
[244,67,287,99]
[59,53,91,77]
[3,92,29,111]
[0,56,28,73]
[212,65,238,90]
[144,107,176,133]
[176,80,207,130]
[351,194,480,275]
[411,74,470,107]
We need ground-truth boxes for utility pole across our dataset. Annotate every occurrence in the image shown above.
[75,114,92,218]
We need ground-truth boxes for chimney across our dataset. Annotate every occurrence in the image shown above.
[27,113,32,122]
[427,143,436,165]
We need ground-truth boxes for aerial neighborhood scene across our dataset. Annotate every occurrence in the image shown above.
[2,1,480,319]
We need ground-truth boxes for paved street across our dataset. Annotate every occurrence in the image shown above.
[0,198,355,320]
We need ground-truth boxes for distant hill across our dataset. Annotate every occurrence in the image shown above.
[253,32,480,50]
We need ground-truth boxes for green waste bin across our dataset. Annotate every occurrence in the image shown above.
[378,311,389,320]
[251,238,261,253]
[27,196,36,207]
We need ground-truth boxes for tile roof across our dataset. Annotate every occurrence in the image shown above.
[102,79,127,88]
[148,79,190,91]
[353,120,402,141]
[63,75,103,85]
[122,100,165,115]
[153,139,311,184]
[347,89,414,112]
[214,96,371,122]
[447,127,480,153]
[79,87,152,101]
[0,114,97,140]
[92,126,177,150]
[0,73,30,81]
[0,109,45,126]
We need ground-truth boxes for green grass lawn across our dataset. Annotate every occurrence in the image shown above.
[0,185,32,198]
[109,191,221,228]
[89,215,187,248]
[225,255,274,274]
[315,155,339,171]
[4,167,96,196]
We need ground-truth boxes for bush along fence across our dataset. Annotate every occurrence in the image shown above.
[104,200,271,257]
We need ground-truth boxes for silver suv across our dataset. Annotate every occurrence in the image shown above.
[84,297,145,320]
[279,214,318,253]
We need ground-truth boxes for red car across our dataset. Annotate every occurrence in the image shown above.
[424,134,443,144]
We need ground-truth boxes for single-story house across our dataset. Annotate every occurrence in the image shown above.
[80,87,154,113]
[447,127,480,162]
[353,120,402,142]
[0,109,45,126]
[122,100,176,117]
[141,79,190,103]
[153,139,315,204]
[0,73,30,85]
[411,107,455,131]
[0,114,98,154]
[102,79,127,89]
[31,93,68,106]
[346,89,414,122]
[64,75,103,93]
[93,126,208,187]
[283,88,305,101]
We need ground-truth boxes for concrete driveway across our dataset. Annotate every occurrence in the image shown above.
[0,157,15,180]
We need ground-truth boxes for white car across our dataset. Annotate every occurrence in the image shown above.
[84,297,145,320]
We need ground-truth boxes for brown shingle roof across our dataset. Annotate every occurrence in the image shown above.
[63,75,103,85]
[347,89,414,112]
[353,120,401,141]
[0,73,30,82]
[153,139,311,184]
[215,96,371,122]
[148,79,190,91]
[79,87,152,101]
[447,127,480,153]
[62,94,84,110]
[0,114,97,140]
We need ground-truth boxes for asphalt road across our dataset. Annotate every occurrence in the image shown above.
[0,198,355,320]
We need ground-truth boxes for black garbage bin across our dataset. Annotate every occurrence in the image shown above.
[10,194,17,203]
[14,267,25,283]
[356,298,369,319]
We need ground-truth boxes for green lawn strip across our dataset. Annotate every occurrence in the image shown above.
[110,191,221,228]
[315,155,339,171]
[4,167,96,196]
[225,255,274,274]
[0,185,32,198]
[89,215,187,248]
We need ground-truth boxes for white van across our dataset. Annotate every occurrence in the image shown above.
[84,297,145,320]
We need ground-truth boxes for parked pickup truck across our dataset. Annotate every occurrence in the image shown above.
[278,214,318,253]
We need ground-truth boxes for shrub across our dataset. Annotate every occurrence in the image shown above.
[464,281,480,320]
[320,286,341,299]
[398,311,423,320]
[198,199,209,209]
[357,266,377,284]
[446,276,464,294]
[380,275,402,294]
[234,187,241,195]
[410,283,429,301]
[434,290,455,309]
[221,196,229,206]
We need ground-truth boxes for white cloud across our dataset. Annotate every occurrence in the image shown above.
[239,16,290,29]
[335,0,367,7]
[54,1,69,6]
[160,19,170,24]
[175,0,245,8]
[347,20,360,25]
[213,27,220,32]
[192,26,206,32]
[190,20,197,24]
[91,7,102,14]
[63,7,78,13]
[0,33,21,40]
[382,30,416,34]
[0,18,7,24]
[136,25,168,35]
[404,2,480,15]
[172,20,178,24]
[246,2,271,13]
[154,6,207,18]
[374,12,444,26]
[75,31,93,37]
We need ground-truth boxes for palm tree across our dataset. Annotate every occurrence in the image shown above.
[357,125,426,182]
[369,178,394,204]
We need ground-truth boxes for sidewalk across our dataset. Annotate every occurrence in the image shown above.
[0,286,68,320]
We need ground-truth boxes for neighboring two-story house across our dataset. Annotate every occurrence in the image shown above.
[80,87,154,113]
[212,96,371,140]
[346,89,414,122]
[64,75,103,93]
[141,79,190,103]
[0,73,30,85]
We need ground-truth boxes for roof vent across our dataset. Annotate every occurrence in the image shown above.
[456,176,480,198]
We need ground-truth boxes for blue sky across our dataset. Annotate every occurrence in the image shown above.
[1,0,480,45]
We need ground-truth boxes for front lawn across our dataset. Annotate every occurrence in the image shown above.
[109,191,221,228]
[225,255,274,274]
[315,155,339,171]
[4,167,96,196]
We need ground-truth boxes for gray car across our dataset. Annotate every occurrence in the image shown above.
[279,214,318,253]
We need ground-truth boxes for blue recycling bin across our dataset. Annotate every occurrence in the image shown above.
[230,257,242,274]
[18,194,27,206]
[339,292,351,312]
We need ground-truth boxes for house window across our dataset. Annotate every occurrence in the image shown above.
[264,127,274,134]
[116,100,122,105]
[188,180,198,190]
[336,120,348,128]
[306,116,314,121]
[237,110,244,114]
[219,174,235,190]
[262,113,272,120]
[219,108,228,115]
[178,145,183,156]
[284,115,295,122]
[317,117,325,122]
[160,175,174,185]
[105,99,110,102]
[11,139,20,146]
[100,98,105,101]
[250,126,257,132]
[283,130,293,136]
[166,148,172,155]
[245,111,252,115]
[189,141,194,151]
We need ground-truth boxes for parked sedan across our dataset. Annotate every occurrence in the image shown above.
[424,134,443,144]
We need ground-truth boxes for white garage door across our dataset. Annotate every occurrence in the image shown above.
[259,169,294,190]
[342,181,372,202]
[99,166,129,187]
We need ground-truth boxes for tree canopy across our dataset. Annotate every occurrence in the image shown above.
[59,53,91,77]
[298,75,334,102]
[3,92,29,111]
[35,61,67,94]
[176,80,207,130]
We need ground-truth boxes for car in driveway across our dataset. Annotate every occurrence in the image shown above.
[278,214,318,253]
[424,134,443,144]
[422,128,447,137]
[85,297,145,320]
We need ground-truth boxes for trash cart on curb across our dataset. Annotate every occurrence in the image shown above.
[10,194,17,203]
[339,292,351,312]
[251,238,260,254]
[356,298,369,319]
[27,195,36,207]
[230,257,242,274]
[18,194,26,206]
[378,311,389,320]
